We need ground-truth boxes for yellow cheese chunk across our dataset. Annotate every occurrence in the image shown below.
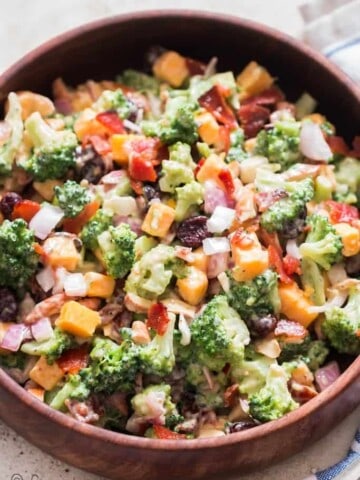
[84,272,116,298]
[111,134,144,166]
[177,266,208,306]
[196,154,226,187]
[43,235,81,272]
[141,202,175,238]
[237,61,273,99]
[152,51,189,87]
[279,282,318,328]
[334,222,360,257]
[188,247,209,273]
[232,248,269,282]
[33,179,62,201]
[29,356,64,391]
[56,301,101,338]
[196,112,221,146]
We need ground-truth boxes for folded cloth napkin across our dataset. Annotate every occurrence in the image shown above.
[301,1,360,478]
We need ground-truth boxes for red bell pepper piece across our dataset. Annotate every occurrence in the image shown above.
[96,111,126,134]
[218,168,235,197]
[12,200,41,222]
[185,57,206,76]
[242,86,284,107]
[63,200,100,234]
[326,136,349,156]
[198,85,237,128]
[268,244,292,284]
[128,138,161,182]
[194,157,206,178]
[237,104,270,138]
[146,303,170,336]
[283,254,302,276]
[57,345,89,374]
[324,200,359,224]
[153,425,185,440]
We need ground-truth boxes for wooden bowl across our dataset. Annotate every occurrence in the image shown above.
[0,11,360,480]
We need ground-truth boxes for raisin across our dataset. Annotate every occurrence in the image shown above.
[248,314,277,338]
[228,421,257,434]
[176,216,209,248]
[143,184,160,206]
[0,287,18,321]
[281,205,307,239]
[0,192,22,218]
[75,145,105,184]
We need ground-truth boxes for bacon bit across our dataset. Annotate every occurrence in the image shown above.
[146,303,170,336]
[289,381,318,404]
[218,168,235,197]
[85,135,111,156]
[198,85,237,128]
[12,200,41,223]
[96,111,126,134]
[259,229,282,252]
[194,157,206,178]
[224,383,239,407]
[255,189,288,212]
[323,200,359,224]
[237,104,270,138]
[57,345,89,374]
[185,57,206,76]
[242,86,284,107]
[153,425,186,440]
[326,136,349,156]
[349,136,360,158]
[283,254,302,276]
[128,138,161,182]
[130,179,143,195]
[63,200,100,234]
[274,319,308,342]
[24,293,68,325]
[268,245,292,284]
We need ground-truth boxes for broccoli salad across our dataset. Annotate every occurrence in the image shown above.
[0,49,359,440]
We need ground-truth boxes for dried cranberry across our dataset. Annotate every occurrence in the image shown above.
[176,216,209,248]
[281,205,307,239]
[0,287,18,321]
[249,314,277,338]
[228,421,257,434]
[0,192,22,218]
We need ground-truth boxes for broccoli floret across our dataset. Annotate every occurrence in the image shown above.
[54,180,91,218]
[322,287,360,355]
[249,364,298,422]
[227,269,280,321]
[186,362,228,409]
[48,374,90,411]
[97,224,136,279]
[22,111,78,181]
[300,257,326,306]
[299,214,343,270]
[80,337,139,394]
[93,89,135,119]
[190,295,250,372]
[125,244,187,299]
[0,351,27,370]
[175,181,204,221]
[0,219,39,290]
[334,157,360,205]
[226,129,247,163]
[80,209,112,251]
[255,120,302,171]
[99,406,127,432]
[278,336,329,371]
[139,312,176,376]
[21,327,74,364]
[159,142,195,193]
[259,176,314,235]
[231,350,274,395]
[0,93,23,176]
[117,69,160,93]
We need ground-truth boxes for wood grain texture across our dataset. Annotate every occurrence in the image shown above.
[0,11,359,480]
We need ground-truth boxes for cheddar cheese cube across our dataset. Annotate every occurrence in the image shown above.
[141,202,175,238]
[56,301,101,338]
[29,356,64,391]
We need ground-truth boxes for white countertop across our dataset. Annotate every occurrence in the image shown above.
[1,1,360,479]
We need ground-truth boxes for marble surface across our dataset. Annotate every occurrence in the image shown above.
[1,1,359,479]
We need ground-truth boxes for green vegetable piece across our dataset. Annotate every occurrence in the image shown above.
[54,180,91,218]
[300,257,326,306]
[175,181,204,221]
[21,328,74,365]
[0,93,23,176]
[48,374,90,411]
[98,224,136,279]
[80,209,112,251]
[93,89,135,119]
[118,69,160,93]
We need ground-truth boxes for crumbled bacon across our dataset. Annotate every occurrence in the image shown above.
[237,104,270,138]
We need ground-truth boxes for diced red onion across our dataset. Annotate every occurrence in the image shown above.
[328,264,348,286]
[203,237,230,256]
[286,239,302,260]
[204,181,229,214]
[300,122,333,161]
[29,204,64,240]
[63,273,88,297]
[54,98,73,115]
[123,119,142,133]
[31,317,54,342]
[103,196,138,216]
[207,206,236,233]
[207,251,230,278]
[114,216,142,235]
[36,266,55,293]
[315,361,341,392]
[1,324,32,352]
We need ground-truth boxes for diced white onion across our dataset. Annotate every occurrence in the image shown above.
[328,263,348,286]
[207,206,236,234]
[31,317,54,342]
[178,314,191,346]
[286,239,302,260]
[300,122,333,161]
[203,237,230,255]
[103,196,138,216]
[63,273,88,297]
[217,271,230,293]
[239,156,269,184]
[36,266,55,293]
[29,204,64,240]
[123,119,142,133]
[52,267,69,294]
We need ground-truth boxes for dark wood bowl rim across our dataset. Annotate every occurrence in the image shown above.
[0,9,359,452]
